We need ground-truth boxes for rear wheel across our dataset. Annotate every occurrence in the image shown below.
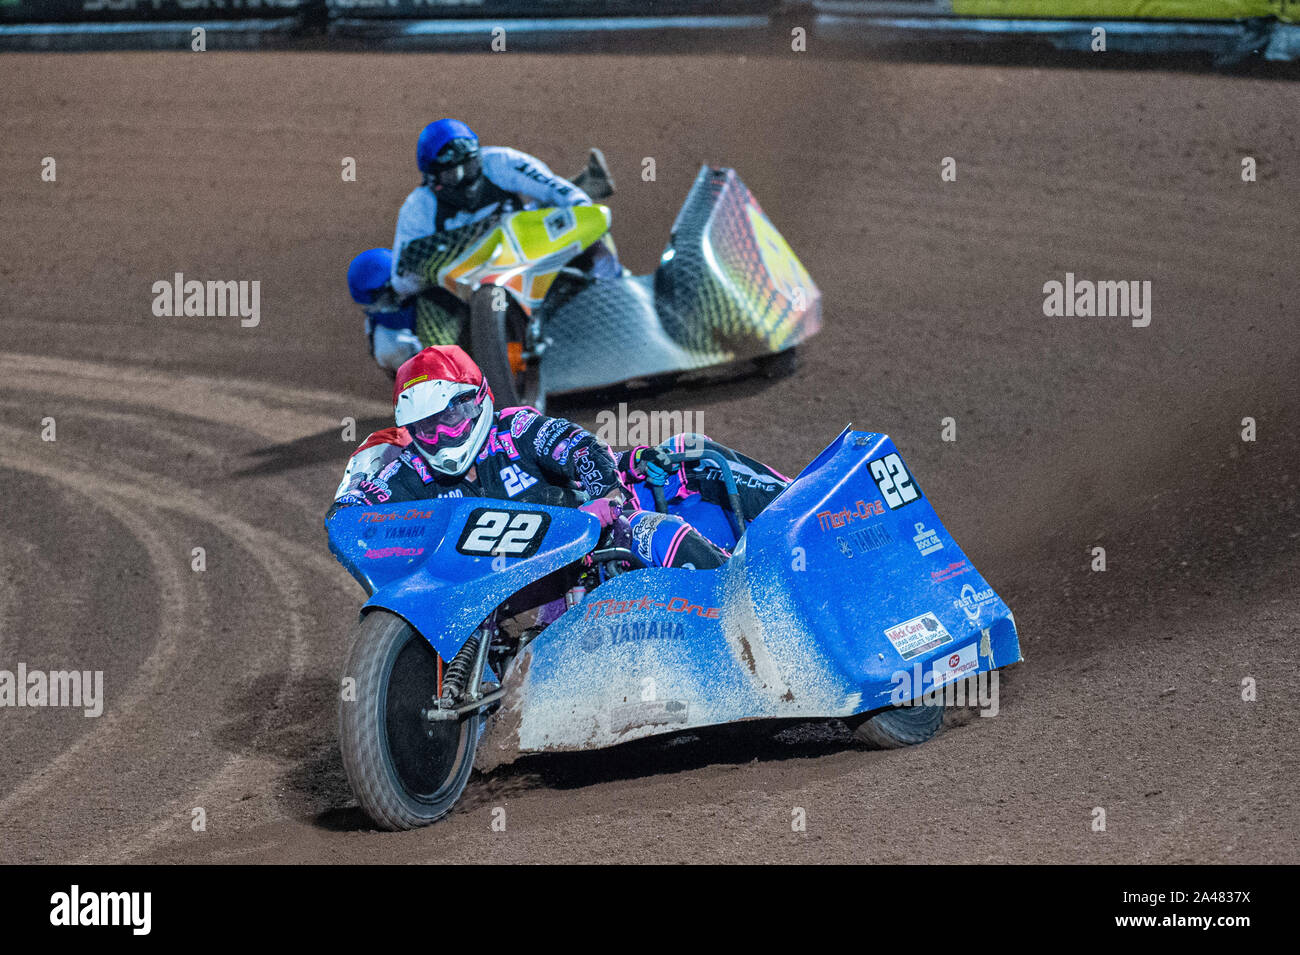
[470,287,544,412]
[848,701,945,749]
[339,610,479,830]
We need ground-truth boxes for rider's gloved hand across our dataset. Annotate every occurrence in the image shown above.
[633,446,673,485]
[579,495,625,529]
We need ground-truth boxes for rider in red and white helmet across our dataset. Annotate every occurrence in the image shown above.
[329,345,740,570]
[393,345,496,478]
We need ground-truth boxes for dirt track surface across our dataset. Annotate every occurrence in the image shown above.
[1,51,1297,864]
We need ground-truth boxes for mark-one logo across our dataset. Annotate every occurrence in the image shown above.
[583,595,720,622]
[817,498,884,531]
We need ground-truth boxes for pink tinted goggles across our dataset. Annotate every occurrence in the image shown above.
[409,384,486,452]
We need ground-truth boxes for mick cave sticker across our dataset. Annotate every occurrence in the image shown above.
[884,611,953,661]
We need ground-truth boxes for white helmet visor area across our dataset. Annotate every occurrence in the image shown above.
[404,380,492,476]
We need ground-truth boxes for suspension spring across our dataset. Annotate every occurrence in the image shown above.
[439,636,480,703]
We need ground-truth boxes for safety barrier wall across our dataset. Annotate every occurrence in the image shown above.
[814,0,1299,22]
[326,1,780,18]
[1,0,1296,55]
[0,0,317,22]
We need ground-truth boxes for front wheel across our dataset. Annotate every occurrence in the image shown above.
[469,287,545,413]
[339,610,479,830]
[847,701,945,749]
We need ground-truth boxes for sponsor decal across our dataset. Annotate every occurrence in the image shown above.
[509,409,538,438]
[930,561,969,582]
[837,521,894,558]
[364,546,424,559]
[382,525,426,540]
[932,643,979,687]
[610,699,688,734]
[354,478,391,503]
[513,159,573,197]
[357,507,434,523]
[551,437,571,465]
[816,498,884,531]
[480,428,520,461]
[573,446,608,496]
[377,458,402,483]
[543,206,576,241]
[583,595,720,622]
[405,449,433,484]
[631,511,668,563]
[580,619,688,652]
[698,463,780,491]
[954,583,997,623]
[884,611,953,661]
[846,522,891,556]
[533,417,571,455]
[912,521,943,556]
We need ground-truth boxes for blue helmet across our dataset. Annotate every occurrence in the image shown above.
[346,248,393,305]
[417,119,479,174]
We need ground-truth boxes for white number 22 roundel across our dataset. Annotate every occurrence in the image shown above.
[456,508,551,559]
[869,453,920,509]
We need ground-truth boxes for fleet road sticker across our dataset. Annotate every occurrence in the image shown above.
[884,611,953,661]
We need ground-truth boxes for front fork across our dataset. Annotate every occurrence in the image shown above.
[425,614,504,723]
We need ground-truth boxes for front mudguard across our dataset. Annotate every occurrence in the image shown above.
[326,498,599,664]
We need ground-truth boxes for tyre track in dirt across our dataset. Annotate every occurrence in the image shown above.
[0,355,389,862]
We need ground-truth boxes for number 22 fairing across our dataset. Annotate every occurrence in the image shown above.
[329,346,620,518]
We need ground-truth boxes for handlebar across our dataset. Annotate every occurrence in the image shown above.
[647,448,746,541]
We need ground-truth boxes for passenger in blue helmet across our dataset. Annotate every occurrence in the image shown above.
[347,248,421,375]
[391,119,618,308]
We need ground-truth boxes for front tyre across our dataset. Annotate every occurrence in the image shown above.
[339,610,479,830]
[847,701,945,749]
[469,286,545,413]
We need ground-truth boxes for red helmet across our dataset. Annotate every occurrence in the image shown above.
[393,346,495,477]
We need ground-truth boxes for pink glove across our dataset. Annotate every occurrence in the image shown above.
[579,497,623,528]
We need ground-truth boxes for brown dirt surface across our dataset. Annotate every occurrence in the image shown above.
[0,50,1296,864]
